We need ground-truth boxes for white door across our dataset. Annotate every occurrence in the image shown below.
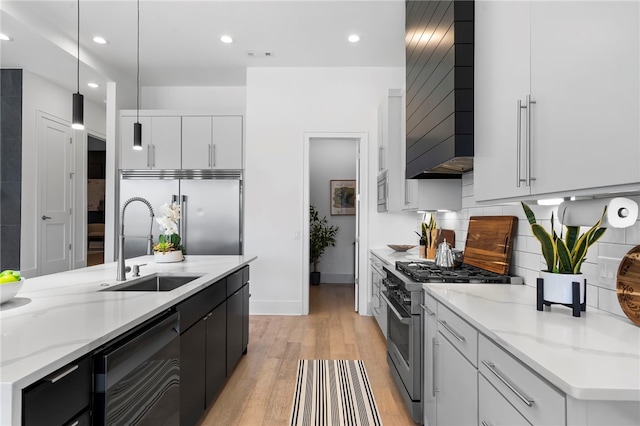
[39,116,73,275]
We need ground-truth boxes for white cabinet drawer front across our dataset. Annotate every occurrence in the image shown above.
[479,335,565,426]
[479,374,531,426]
[424,292,437,315]
[437,303,478,366]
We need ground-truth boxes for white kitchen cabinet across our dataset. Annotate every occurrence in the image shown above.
[212,116,243,169]
[474,1,640,201]
[479,374,531,426]
[181,116,212,169]
[120,115,151,170]
[435,330,478,426]
[120,115,181,169]
[421,294,437,426]
[370,254,387,339]
[380,89,462,212]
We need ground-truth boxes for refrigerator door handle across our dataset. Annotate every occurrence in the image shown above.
[181,195,187,250]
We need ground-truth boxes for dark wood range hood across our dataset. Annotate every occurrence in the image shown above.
[405,0,474,179]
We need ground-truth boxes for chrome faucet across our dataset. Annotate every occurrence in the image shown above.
[117,197,155,281]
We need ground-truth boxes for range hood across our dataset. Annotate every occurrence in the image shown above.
[405,0,474,179]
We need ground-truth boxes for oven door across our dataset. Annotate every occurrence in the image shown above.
[381,291,421,401]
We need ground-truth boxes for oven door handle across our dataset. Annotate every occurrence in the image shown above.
[381,292,411,325]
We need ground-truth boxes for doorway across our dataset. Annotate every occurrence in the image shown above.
[87,135,106,266]
[303,132,369,316]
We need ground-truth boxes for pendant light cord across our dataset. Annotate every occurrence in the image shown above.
[137,0,140,122]
[77,0,80,93]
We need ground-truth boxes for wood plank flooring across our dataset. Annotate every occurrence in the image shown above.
[200,283,416,425]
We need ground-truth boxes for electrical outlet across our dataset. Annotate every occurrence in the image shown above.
[598,256,621,282]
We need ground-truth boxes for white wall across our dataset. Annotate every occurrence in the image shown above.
[310,138,357,283]
[245,67,419,315]
[434,172,640,319]
[21,70,106,276]
[141,86,246,115]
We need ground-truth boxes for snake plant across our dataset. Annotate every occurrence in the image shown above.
[521,202,607,274]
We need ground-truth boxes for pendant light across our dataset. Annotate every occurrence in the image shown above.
[71,0,84,130]
[133,0,142,150]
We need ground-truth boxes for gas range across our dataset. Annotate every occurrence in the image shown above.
[395,261,523,284]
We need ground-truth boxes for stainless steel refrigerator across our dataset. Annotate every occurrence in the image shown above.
[119,170,242,258]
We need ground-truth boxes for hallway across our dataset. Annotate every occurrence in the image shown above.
[202,283,415,425]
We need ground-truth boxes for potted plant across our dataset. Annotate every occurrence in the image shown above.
[521,202,607,304]
[422,215,438,259]
[153,202,185,263]
[309,204,339,285]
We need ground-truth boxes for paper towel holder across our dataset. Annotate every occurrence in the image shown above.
[558,197,638,228]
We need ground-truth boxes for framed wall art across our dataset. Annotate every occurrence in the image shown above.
[330,180,356,215]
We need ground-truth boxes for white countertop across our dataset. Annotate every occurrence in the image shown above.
[370,246,422,266]
[0,255,255,426]
[424,283,640,401]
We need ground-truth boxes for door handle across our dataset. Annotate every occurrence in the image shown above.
[42,215,52,220]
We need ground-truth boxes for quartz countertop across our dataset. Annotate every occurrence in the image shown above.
[424,283,640,401]
[0,255,256,426]
[370,247,424,266]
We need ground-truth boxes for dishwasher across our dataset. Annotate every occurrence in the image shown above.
[94,310,180,426]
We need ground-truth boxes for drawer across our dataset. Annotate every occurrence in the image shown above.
[423,292,437,315]
[23,356,91,426]
[437,302,478,366]
[242,265,250,283]
[226,268,244,296]
[479,335,565,425]
[177,278,226,332]
[479,374,531,426]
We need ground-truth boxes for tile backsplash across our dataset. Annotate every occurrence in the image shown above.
[434,172,640,319]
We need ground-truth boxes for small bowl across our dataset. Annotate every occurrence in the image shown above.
[0,277,25,304]
[387,244,416,252]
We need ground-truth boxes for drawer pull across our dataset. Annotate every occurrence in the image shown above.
[69,421,80,426]
[47,364,79,383]
[438,320,466,342]
[481,421,491,426]
[481,360,535,407]
[420,303,436,316]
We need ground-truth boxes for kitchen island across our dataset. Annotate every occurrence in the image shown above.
[0,254,256,426]
[424,283,640,425]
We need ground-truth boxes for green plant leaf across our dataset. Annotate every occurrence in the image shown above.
[531,223,557,272]
[521,202,537,225]
[564,226,579,252]
[556,238,574,273]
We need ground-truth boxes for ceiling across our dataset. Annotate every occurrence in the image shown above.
[0,0,405,103]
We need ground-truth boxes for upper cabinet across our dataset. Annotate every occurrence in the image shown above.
[379,89,462,212]
[182,116,243,170]
[120,112,243,170]
[120,115,181,170]
[474,1,640,202]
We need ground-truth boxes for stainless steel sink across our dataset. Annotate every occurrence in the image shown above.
[101,273,203,292]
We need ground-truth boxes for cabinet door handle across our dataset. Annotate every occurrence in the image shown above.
[47,364,78,383]
[68,421,80,426]
[420,303,435,316]
[481,421,491,426]
[525,94,536,186]
[152,144,156,168]
[433,337,439,395]
[438,319,465,342]
[208,144,212,167]
[212,144,216,167]
[516,99,526,187]
[481,360,535,407]
[146,145,151,167]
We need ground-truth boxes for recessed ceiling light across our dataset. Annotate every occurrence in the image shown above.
[348,34,360,43]
[0,33,13,41]
[220,35,233,44]
[88,82,99,88]
[92,36,107,44]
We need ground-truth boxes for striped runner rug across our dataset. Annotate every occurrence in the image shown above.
[289,359,382,426]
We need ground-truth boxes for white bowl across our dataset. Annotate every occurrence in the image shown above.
[0,277,25,304]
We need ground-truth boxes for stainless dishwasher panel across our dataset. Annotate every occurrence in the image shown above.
[94,311,180,426]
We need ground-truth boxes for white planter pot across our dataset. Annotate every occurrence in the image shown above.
[154,250,184,263]
[540,271,585,304]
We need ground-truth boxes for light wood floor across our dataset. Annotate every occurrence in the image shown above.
[200,283,416,425]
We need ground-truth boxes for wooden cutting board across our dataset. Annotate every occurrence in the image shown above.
[436,229,455,248]
[463,216,517,275]
[617,245,640,326]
